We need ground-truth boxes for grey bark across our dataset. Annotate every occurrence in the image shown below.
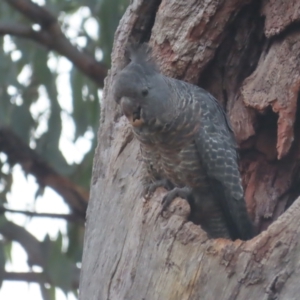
[79,0,300,299]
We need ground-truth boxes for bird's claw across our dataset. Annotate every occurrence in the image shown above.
[143,179,173,200]
[160,187,192,216]
[143,183,156,200]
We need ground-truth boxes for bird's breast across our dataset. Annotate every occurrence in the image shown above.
[144,142,208,188]
[135,105,206,187]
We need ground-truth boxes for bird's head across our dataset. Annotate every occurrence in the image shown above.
[113,44,171,128]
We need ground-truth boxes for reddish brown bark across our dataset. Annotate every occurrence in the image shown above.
[80,0,300,299]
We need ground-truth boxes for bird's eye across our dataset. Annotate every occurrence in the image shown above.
[141,88,148,96]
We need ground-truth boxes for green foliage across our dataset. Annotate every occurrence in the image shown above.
[66,222,84,262]
[0,216,10,288]
[0,241,5,287]
[0,163,12,205]
[92,0,129,64]
[40,284,56,300]
[42,233,75,292]
[3,240,12,264]
[0,0,129,299]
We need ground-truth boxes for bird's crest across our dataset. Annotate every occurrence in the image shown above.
[124,43,158,73]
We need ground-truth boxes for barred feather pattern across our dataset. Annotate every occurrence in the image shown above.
[134,78,253,240]
[115,44,254,240]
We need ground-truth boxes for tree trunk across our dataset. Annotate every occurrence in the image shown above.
[79,0,300,299]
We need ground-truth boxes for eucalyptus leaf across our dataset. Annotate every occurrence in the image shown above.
[42,234,75,293]
[40,284,56,300]
[0,241,5,288]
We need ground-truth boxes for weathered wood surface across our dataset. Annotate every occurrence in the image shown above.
[79,0,300,299]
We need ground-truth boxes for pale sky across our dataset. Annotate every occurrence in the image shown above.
[0,4,99,299]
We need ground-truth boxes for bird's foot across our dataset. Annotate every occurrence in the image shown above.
[143,179,173,200]
[161,187,192,215]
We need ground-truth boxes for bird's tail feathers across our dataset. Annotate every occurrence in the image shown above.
[210,181,255,240]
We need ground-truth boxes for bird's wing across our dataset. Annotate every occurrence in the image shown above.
[193,89,254,240]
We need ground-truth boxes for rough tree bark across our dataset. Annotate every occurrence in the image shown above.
[79,0,300,299]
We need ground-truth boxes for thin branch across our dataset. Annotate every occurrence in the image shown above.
[0,220,44,267]
[4,0,56,29]
[0,127,88,217]
[3,0,108,87]
[0,220,80,288]
[0,22,51,43]
[0,206,82,222]
[3,271,47,284]
[3,271,79,288]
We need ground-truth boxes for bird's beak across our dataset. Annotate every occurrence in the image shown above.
[120,97,144,127]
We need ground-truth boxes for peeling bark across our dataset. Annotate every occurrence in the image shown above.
[80,0,300,299]
[262,0,300,37]
[242,30,300,159]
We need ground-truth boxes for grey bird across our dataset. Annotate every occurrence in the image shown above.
[113,44,254,240]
